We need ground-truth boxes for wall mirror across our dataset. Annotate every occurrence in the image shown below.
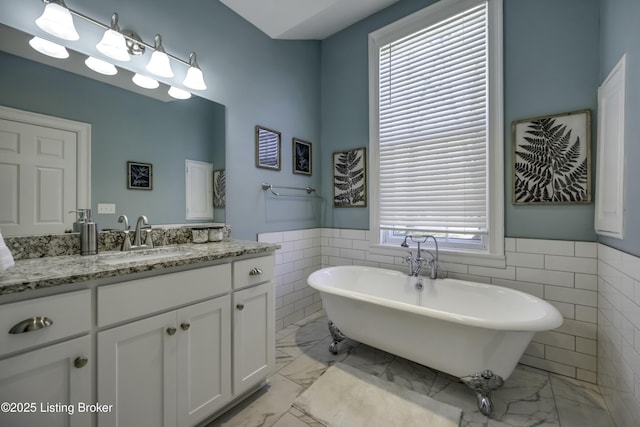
[255,125,281,170]
[0,24,226,234]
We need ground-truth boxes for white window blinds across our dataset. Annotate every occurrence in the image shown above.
[378,2,488,235]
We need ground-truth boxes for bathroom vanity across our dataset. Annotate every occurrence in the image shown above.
[0,240,278,427]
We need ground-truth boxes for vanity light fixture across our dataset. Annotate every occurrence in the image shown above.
[29,36,69,59]
[84,56,117,75]
[168,86,191,100]
[132,73,159,89]
[35,0,79,41]
[31,0,207,98]
[183,52,207,90]
[145,34,173,78]
[96,13,130,62]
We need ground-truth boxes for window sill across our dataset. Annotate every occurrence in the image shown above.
[369,244,506,268]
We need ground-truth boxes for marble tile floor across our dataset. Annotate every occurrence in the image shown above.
[208,311,616,427]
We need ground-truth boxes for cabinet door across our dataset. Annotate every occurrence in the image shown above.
[232,282,275,395]
[177,296,231,427]
[98,311,177,427]
[0,335,92,427]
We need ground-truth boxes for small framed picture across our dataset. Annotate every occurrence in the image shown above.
[333,147,366,207]
[293,138,312,175]
[213,169,226,208]
[127,161,152,190]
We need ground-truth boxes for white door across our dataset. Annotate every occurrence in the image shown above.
[177,296,231,426]
[185,159,213,220]
[0,106,91,237]
[232,282,275,395]
[97,311,177,427]
[0,335,92,427]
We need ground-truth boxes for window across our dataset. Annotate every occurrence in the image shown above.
[369,0,503,261]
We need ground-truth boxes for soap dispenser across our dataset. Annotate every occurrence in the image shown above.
[79,208,98,255]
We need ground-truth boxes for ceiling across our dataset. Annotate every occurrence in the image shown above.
[219,0,401,40]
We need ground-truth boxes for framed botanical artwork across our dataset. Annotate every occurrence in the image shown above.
[255,125,281,170]
[333,147,366,208]
[213,169,226,208]
[293,138,312,175]
[127,161,152,190]
[512,109,591,205]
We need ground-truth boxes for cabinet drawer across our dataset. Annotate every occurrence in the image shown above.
[0,290,91,358]
[233,255,274,290]
[98,263,231,327]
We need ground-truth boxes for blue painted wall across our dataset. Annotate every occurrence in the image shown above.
[598,0,640,256]
[319,0,600,242]
[0,0,321,240]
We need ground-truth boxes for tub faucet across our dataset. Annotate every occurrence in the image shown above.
[132,215,153,250]
[401,234,439,279]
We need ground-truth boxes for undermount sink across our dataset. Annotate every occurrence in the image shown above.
[99,247,194,265]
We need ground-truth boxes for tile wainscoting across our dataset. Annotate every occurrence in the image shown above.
[261,229,640,425]
[597,244,640,426]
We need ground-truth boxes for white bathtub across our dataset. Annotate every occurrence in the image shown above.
[307,265,563,414]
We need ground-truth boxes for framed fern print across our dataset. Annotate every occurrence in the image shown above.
[333,147,367,207]
[512,110,591,205]
[213,169,225,208]
[293,138,312,175]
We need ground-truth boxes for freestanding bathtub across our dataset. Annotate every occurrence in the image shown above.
[307,265,563,415]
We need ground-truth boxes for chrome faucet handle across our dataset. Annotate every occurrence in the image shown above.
[121,230,132,251]
[144,228,154,248]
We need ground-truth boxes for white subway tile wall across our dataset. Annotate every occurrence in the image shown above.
[258,229,324,331]
[597,243,640,426]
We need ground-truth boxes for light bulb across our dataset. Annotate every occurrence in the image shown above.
[29,36,69,59]
[168,86,191,99]
[132,73,159,89]
[85,56,117,75]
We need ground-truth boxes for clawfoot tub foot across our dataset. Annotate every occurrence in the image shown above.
[328,320,346,354]
[461,370,504,416]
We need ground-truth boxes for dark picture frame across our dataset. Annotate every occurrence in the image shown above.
[127,161,152,190]
[213,169,226,208]
[512,109,591,205]
[293,138,312,175]
[255,125,281,170]
[333,147,366,208]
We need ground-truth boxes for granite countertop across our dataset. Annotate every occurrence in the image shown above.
[0,240,279,297]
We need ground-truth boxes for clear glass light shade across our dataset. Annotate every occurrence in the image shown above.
[146,50,173,78]
[29,36,69,59]
[132,73,159,89]
[35,2,79,41]
[96,29,130,62]
[168,86,191,100]
[84,56,117,75]
[183,66,206,91]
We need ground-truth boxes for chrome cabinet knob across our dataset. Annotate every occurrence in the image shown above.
[249,267,263,276]
[166,327,177,336]
[236,303,245,311]
[74,356,88,369]
[180,323,191,331]
[9,316,53,334]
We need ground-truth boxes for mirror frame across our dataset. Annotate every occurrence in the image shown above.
[255,125,281,170]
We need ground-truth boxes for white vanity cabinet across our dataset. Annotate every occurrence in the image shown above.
[232,256,275,395]
[97,264,232,427]
[0,290,92,427]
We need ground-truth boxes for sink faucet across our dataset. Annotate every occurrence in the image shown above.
[132,215,153,250]
[401,234,439,279]
[118,215,132,251]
